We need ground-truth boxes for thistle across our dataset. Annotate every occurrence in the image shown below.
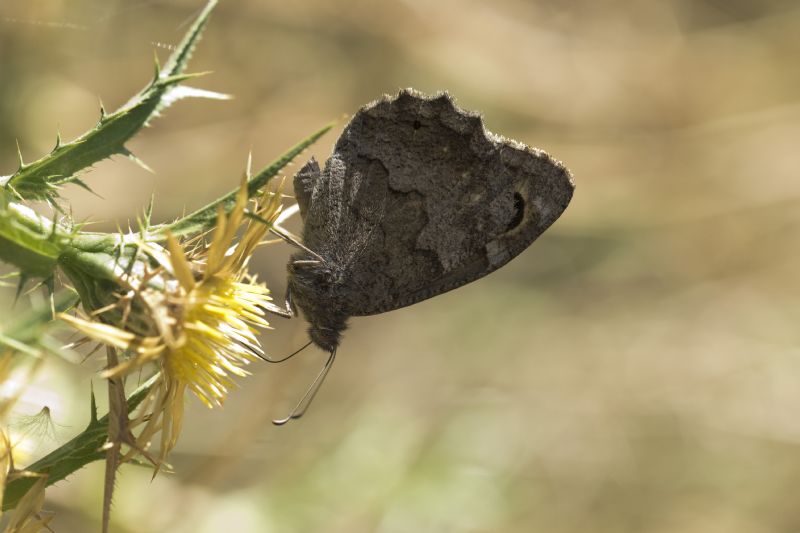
[61,181,284,466]
[0,0,332,527]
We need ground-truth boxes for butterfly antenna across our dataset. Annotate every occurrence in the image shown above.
[272,349,337,425]
[260,340,312,364]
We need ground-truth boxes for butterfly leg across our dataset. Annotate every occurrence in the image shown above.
[257,284,296,319]
[259,300,292,319]
[285,284,297,317]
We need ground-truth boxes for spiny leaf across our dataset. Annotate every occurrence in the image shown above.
[162,0,218,78]
[144,194,155,228]
[160,122,334,237]
[14,274,27,303]
[90,385,99,425]
[15,139,24,169]
[0,290,79,356]
[72,178,99,196]
[2,375,157,512]
[118,147,154,174]
[0,271,19,288]
[60,121,331,255]
[1,0,221,202]
[0,195,65,278]
[0,333,39,357]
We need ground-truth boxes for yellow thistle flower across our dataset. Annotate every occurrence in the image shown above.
[60,182,284,463]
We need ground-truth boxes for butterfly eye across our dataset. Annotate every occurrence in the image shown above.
[506,192,525,231]
[412,119,422,130]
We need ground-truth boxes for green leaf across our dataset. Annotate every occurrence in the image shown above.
[162,0,219,78]
[2,376,157,511]
[0,191,66,278]
[0,290,79,357]
[160,122,333,237]
[0,0,221,202]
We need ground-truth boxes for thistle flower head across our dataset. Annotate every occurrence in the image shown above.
[61,182,284,463]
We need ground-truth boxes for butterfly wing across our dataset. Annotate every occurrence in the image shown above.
[298,89,574,317]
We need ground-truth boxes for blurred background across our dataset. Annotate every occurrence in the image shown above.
[1,0,800,531]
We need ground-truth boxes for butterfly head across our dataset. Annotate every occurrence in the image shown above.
[287,254,349,353]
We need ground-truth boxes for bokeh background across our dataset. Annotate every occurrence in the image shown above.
[2,0,800,531]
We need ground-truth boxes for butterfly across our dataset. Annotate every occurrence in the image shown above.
[273,89,573,423]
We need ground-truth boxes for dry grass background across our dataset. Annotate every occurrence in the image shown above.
[2,0,800,531]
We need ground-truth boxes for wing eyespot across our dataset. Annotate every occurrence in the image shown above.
[505,192,525,231]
